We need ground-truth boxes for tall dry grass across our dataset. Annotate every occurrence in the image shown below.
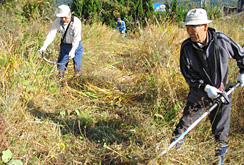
[0,7,244,164]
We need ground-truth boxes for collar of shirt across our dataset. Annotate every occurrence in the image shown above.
[196,33,209,48]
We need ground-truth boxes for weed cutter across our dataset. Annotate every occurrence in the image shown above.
[38,46,68,73]
[149,82,241,164]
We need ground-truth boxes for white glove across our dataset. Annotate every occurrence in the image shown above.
[237,73,244,87]
[204,84,222,99]
[68,52,75,59]
[113,29,116,32]
[38,46,46,53]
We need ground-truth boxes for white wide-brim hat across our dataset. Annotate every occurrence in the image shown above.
[55,4,70,17]
[182,8,212,25]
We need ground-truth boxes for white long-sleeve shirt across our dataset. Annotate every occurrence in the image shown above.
[42,16,81,56]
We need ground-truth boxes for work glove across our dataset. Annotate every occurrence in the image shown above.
[68,52,75,59]
[204,84,223,99]
[38,46,46,53]
[237,73,244,87]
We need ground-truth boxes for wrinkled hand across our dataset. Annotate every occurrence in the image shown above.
[204,84,222,99]
[68,52,75,59]
[237,74,244,87]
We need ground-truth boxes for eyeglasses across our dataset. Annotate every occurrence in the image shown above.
[186,25,203,31]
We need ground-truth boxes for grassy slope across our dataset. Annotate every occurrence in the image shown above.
[0,8,244,165]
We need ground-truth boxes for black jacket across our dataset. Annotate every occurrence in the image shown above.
[180,27,244,103]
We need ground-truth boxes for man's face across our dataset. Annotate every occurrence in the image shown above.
[186,24,208,45]
[60,12,71,23]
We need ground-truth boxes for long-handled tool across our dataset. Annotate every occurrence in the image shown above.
[149,82,241,164]
[38,47,68,73]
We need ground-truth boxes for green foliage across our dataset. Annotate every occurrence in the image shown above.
[22,0,53,20]
[77,0,102,24]
[1,0,243,164]
[128,0,155,27]
[203,5,222,20]
[1,0,18,13]
[100,1,119,27]
[0,0,7,5]
[69,0,222,32]
[175,4,189,23]
[2,149,23,164]
[161,0,189,23]
[70,0,156,30]
[2,149,12,163]
[70,0,83,18]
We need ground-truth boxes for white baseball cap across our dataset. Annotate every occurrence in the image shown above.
[55,5,70,17]
[182,8,212,25]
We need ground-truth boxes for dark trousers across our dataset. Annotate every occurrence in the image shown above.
[173,95,232,142]
[57,41,83,75]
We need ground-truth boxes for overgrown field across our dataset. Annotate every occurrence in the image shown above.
[1,6,244,165]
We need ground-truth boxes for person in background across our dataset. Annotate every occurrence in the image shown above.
[114,18,126,37]
[172,8,244,165]
[39,4,83,78]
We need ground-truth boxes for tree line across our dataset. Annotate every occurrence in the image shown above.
[1,0,221,32]
[70,0,221,32]
[70,0,157,32]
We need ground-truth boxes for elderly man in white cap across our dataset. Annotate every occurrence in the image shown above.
[172,8,244,165]
[39,4,83,78]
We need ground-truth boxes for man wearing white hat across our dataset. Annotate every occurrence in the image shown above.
[172,8,244,165]
[39,4,83,77]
